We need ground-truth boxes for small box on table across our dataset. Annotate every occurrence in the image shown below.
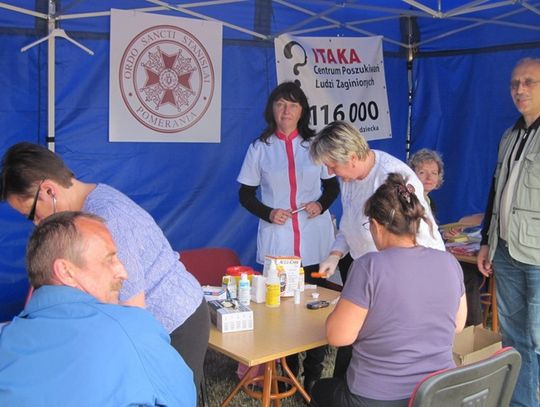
[262,255,301,297]
[208,299,254,333]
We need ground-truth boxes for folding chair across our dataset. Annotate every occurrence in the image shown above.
[408,347,521,407]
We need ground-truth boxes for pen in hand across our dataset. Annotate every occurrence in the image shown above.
[291,206,306,214]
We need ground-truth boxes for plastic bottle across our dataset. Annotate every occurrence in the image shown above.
[298,267,305,292]
[266,259,281,308]
[238,272,251,306]
[294,288,301,305]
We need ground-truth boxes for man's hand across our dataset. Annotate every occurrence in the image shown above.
[477,245,493,277]
[319,253,341,278]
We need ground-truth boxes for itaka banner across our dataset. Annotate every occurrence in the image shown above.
[109,9,222,142]
[275,35,391,140]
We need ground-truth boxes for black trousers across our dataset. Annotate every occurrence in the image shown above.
[311,378,409,407]
[338,252,355,285]
[285,264,328,391]
[169,299,210,398]
[460,262,483,326]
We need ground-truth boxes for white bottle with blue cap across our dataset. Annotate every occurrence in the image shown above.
[238,272,251,306]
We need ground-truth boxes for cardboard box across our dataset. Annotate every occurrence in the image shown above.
[452,325,502,366]
[262,256,301,297]
[208,299,254,333]
[202,285,227,302]
[251,275,267,303]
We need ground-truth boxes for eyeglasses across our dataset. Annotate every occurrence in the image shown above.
[510,78,540,91]
[362,219,371,230]
[27,178,45,221]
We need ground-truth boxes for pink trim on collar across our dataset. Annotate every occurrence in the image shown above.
[275,129,299,140]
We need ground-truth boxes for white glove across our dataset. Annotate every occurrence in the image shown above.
[319,254,340,278]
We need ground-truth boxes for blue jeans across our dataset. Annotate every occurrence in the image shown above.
[493,240,540,407]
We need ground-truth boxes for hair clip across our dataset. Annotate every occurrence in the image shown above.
[396,184,412,203]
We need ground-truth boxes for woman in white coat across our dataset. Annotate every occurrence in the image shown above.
[237,81,340,393]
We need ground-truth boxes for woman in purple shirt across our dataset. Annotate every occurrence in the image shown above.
[310,173,467,407]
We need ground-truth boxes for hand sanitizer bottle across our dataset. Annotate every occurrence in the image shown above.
[238,272,251,306]
[266,259,281,308]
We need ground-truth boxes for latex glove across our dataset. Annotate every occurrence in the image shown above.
[319,254,340,278]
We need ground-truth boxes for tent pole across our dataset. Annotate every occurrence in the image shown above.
[47,0,56,152]
[401,16,419,161]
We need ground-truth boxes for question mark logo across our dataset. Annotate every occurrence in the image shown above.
[283,41,307,88]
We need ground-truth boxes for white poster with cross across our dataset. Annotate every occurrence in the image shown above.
[109,9,222,142]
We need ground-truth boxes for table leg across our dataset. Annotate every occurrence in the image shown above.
[220,365,259,407]
[261,361,273,407]
[280,357,311,403]
[491,276,498,332]
[270,362,281,407]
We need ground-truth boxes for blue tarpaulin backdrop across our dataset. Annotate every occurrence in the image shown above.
[1,1,539,320]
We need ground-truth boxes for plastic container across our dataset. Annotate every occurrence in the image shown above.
[238,272,251,306]
[298,267,305,292]
[265,260,280,308]
[226,266,255,285]
[294,288,301,305]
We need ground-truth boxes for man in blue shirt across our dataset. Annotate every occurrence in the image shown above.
[0,211,196,407]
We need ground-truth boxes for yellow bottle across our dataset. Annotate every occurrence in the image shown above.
[266,259,281,308]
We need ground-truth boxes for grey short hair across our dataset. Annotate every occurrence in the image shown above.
[310,121,370,165]
[407,148,445,189]
[513,57,540,73]
[26,211,105,288]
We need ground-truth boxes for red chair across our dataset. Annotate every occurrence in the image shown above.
[408,347,521,407]
[179,247,242,286]
[178,247,243,407]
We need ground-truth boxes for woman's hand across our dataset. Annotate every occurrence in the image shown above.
[318,253,341,278]
[270,208,292,225]
[303,201,323,219]
[443,227,462,239]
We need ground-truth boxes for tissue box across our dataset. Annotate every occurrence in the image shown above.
[208,300,254,333]
[263,256,301,297]
[453,325,502,366]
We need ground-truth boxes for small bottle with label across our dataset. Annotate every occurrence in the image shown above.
[294,288,301,305]
[298,267,305,292]
[238,272,251,306]
[266,259,281,308]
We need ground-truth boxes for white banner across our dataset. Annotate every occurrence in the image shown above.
[109,9,222,142]
[275,35,391,140]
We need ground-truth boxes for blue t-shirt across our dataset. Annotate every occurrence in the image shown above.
[343,246,464,400]
[83,184,203,332]
[0,286,196,406]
